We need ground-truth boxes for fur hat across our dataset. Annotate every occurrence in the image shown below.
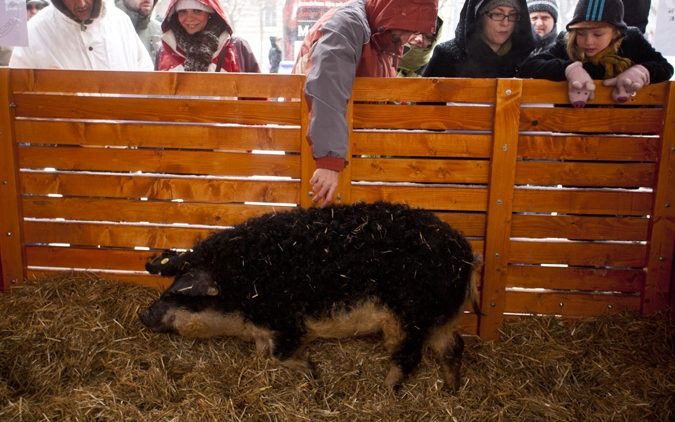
[174,0,214,14]
[567,0,627,33]
[527,0,558,23]
[478,0,523,16]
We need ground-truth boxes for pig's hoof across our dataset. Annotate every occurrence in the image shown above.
[383,365,405,391]
[279,357,316,379]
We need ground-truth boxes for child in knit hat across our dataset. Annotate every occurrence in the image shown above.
[520,0,673,107]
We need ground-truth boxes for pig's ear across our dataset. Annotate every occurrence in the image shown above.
[146,251,184,276]
[167,270,219,297]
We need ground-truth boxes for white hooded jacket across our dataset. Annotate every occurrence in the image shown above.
[10,0,153,70]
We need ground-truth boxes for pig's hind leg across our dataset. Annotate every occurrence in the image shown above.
[426,322,465,392]
[269,328,316,378]
[383,330,426,391]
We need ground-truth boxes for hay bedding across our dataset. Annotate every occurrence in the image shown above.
[0,276,672,422]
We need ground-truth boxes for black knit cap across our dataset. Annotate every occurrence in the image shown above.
[527,0,558,24]
[566,0,627,33]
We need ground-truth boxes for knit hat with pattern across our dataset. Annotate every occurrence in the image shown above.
[566,0,627,33]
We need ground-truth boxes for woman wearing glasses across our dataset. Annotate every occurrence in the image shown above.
[423,0,536,78]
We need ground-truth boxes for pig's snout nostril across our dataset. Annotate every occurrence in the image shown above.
[138,309,152,327]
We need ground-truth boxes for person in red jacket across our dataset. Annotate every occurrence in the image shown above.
[156,0,259,72]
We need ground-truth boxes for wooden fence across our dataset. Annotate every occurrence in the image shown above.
[1,68,673,340]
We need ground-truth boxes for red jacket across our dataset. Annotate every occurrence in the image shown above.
[158,0,240,72]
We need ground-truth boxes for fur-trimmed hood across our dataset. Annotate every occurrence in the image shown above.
[161,0,232,35]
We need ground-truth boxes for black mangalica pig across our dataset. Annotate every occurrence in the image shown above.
[139,201,481,391]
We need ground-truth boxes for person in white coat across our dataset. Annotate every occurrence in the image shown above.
[10,0,153,70]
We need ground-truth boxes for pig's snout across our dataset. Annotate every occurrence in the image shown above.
[138,308,154,329]
[138,306,174,333]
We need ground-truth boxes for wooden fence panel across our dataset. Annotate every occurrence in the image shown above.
[3,70,306,292]
[2,71,674,339]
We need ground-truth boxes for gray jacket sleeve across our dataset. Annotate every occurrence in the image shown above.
[304,5,370,168]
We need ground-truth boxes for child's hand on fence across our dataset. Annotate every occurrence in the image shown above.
[602,65,650,103]
[565,62,595,108]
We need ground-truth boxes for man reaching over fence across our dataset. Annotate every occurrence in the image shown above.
[292,0,438,207]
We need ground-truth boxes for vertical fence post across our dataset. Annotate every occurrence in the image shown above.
[643,82,675,316]
[0,68,27,291]
[478,78,523,340]
[299,77,314,209]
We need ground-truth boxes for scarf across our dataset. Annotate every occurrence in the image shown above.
[587,38,633,79]
[170,15,226,72]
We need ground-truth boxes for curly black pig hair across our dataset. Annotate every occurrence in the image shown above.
[146,201,478,318]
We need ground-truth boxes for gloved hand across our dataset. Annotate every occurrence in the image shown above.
[602,65,650,103]
[565,61,595,108]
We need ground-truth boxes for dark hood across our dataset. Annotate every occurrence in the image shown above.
[455,0,537,55]
[51,0,103,25]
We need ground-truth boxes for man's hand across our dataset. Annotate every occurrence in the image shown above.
[310,168,339,208]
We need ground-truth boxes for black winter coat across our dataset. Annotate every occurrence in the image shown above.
[423,0,537,78]
[519,28,673,83]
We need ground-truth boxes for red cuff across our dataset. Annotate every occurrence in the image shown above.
[316,156,347,171]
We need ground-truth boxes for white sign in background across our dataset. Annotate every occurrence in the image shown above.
[0,0,28,47]
[654,0,675,56]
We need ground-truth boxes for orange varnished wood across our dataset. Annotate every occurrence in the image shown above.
[14,120,301,151]
[22,197,296,227]
[21,171,299,203]
[19,146,301,178]
[506,265,645,293]
[504,290,641,317]
[510,214,649,241]
[2,70,673,340]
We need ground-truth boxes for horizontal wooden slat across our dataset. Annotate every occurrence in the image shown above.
[23,220,218,249]
[352,104,495,131]
[506,265,645,293]
[512,188,652,215]
[515,162,655,188]
[21,171,299,203]
[434,212,486,238]
[352,158,490,183]
[10,69,305,98]
[14,120,301,151]
[22,197,295,226]
[26,245,152,272]
[517,135,660,161]
[13,94,301,125]
[351,185,488,212]
[510,214,649,241]
[519,79,670,105]
[508,240,648,267]
[504,290,640,316]
[352,77,497,103]
[19,146,300,178]
[520,107,664,133]
[351,131,493,158]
